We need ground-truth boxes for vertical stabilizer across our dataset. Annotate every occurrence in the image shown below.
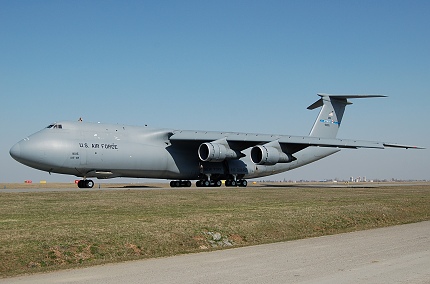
[308,94,386,138]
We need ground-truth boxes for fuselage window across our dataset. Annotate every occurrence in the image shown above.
[47,124,63,129]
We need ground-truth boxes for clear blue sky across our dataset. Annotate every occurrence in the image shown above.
[1,0,429,183]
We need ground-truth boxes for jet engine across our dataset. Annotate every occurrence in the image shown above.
[198,142,239,162]
[250,145,294,165]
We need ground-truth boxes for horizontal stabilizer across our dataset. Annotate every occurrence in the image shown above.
[307,94,387,110]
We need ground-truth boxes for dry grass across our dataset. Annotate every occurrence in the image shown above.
[0,183,429,277]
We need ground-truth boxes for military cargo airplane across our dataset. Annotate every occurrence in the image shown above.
[10,94,422,188]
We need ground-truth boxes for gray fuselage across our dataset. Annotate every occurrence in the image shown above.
[10,121,339,181]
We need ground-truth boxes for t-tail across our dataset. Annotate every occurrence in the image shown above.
[307,94,386,138]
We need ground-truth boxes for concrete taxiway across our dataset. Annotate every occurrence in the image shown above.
[1,221,429,284]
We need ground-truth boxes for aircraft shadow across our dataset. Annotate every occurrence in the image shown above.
[118,185,160,189]
[258,183,378,189]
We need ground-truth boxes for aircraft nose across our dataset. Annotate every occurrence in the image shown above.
[10,134,70,171]
[9,142,21,161]
[9,138,45,166]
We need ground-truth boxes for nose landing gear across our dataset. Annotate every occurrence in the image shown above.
[77,180,94,188]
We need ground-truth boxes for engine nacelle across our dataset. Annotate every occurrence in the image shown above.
[250,145,294,165]
[198,142,238,162]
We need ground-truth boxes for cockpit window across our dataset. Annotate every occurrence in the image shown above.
[47,124,62,129]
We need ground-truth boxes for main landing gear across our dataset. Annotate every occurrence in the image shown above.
[196,179,248,187]
[225,179,248,187]
[169,179,248,188]
[170,180,192,187]
[196,180,222,187]
[77,180,94,188]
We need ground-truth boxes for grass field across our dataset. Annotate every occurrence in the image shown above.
[0,183,429,278]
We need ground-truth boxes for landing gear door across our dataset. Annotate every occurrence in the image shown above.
[227,159,250,176]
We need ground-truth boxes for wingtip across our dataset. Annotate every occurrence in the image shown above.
[383,143,425,149]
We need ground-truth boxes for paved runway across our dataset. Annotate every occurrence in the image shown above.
[2,221,429,284]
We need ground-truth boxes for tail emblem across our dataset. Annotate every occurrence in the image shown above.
[319,119,340,125]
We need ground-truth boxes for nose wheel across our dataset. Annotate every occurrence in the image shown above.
[77,180,94,188]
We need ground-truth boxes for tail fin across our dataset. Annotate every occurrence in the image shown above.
[308,94,386,138]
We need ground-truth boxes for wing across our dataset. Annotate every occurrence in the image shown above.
[169,130,423,165]
[170,130,423,153]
